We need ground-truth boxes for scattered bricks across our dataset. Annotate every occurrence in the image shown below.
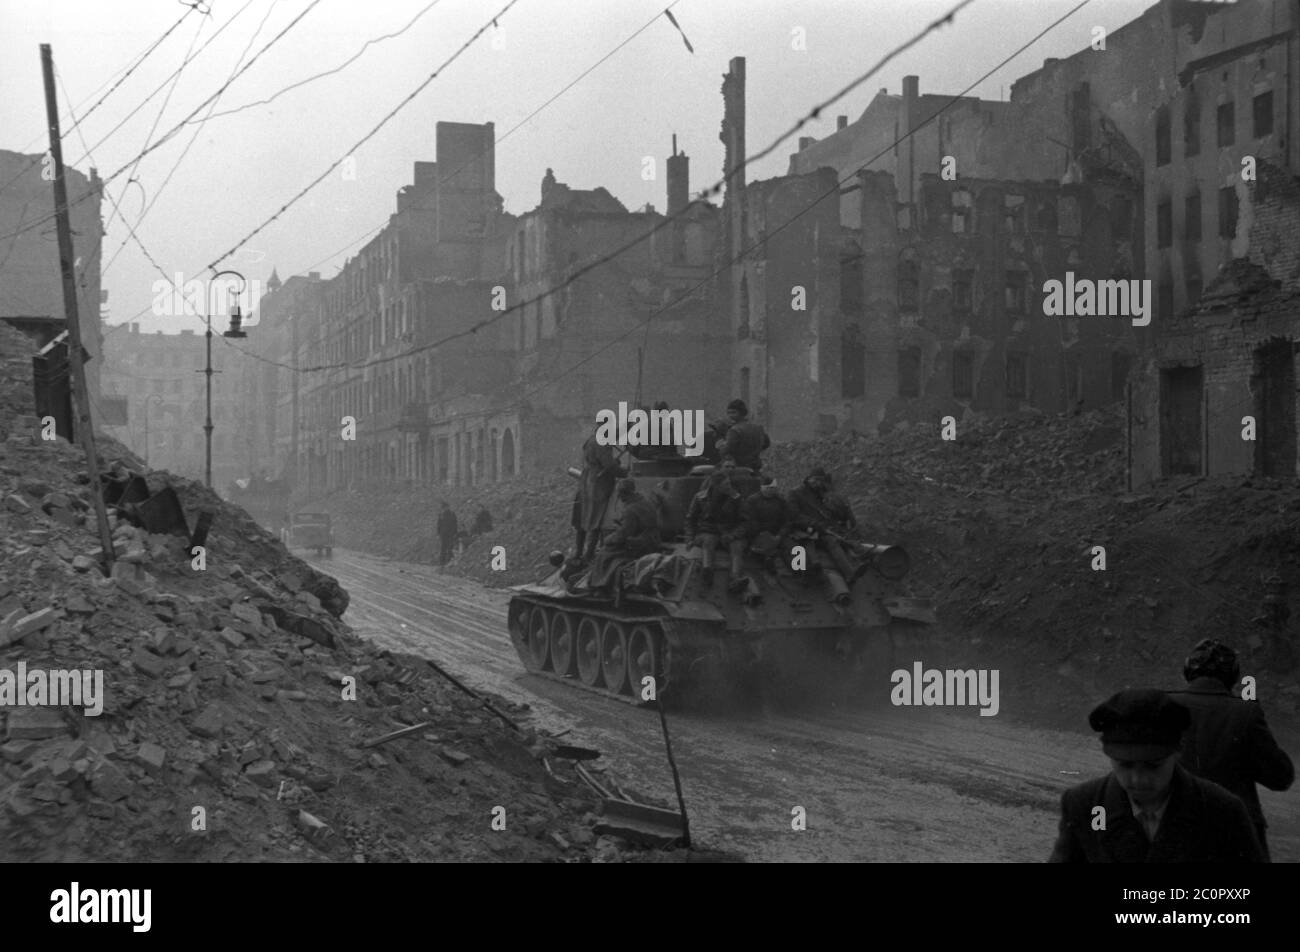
[40,492,71,512]
[19,479,51,497]
[30,781,63,802]
[8,607,56,641]
[276,690,307,702]
[151,604,175,623]
[90,762,133,802]
[26,530,50,546]
[245,760,278,787]
[4,791,37,818]
[5,708,67,740]
[166,672,193,690]
[297,809,332,842]
[218,627,245,649]
[1,740,36,763]
[49,508,78,529]
[259,686,277,701]
[366,753,387,770]
[120,544,148,564]
[230,602,264,631]
[48,758,77,782]
[549,832,571,851]
[303,770,334,792]
[297,591,322,612]
[172,636,195,657]
[135,743,166,774]
[85,730,116,758]
[86,800,116,819]
[65,593,94,613]
[151,629,176,655]
[196,662,225,682]
[5,494,31,514]
[439,748,471,767]
[20,628,49,651]
[250,669,279,685]
[189,703,225,739]
[130,646,168,679]
[110,561,143,584]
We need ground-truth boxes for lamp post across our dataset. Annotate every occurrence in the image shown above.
[142,392,164,466]
[197,269,248,488]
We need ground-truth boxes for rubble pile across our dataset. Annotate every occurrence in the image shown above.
[0,352,625,861]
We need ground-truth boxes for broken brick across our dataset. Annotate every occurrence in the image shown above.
[130,646,168,679]
[218,627,245,649]
[90,762,133,802]
[136,743,166,774]
[189,703,225,739]
[5,708,67,740]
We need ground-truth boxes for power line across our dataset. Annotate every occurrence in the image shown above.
[0,2,200,196]
[195,0,446,123]
[101,0,271,279]
[200,0,524,275]
[243,0,980,378]
[419,0,1098,422]
[0,0,319,245]
[226,0,690,329]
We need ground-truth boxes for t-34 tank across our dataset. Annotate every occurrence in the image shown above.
[507,456,935,706]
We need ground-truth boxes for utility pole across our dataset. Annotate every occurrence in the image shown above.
[198,270,246,488]
[41,44,115,571]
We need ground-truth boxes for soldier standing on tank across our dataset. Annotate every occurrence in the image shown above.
[571,424,625,561]
[684,470,746,591]
[718,399,770,472]
[1166,639,1294,860]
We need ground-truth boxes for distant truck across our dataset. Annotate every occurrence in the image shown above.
[289,511,334,557]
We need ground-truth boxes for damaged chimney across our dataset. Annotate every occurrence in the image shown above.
[667,134,689,216]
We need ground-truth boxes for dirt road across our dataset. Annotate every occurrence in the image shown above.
[317,548,1298,863]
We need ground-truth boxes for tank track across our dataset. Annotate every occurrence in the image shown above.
[508,595,732,707]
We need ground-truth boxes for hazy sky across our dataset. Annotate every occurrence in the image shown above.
[0,0,1156,336]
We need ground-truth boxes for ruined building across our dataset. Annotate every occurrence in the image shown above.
[0,150,105,405]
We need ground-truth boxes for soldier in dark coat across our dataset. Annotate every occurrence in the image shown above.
[588,479,662,588]
[684,470,744,589]
[718,399,770,472]
[1166,639,1294,859]
[787,467,861,604]
[436,502,458,565]
[571,426,625,560]
[741,475,792,570]
[1049,689,1265,864]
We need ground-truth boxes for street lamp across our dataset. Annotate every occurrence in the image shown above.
[197,269,248,488]
[142,392,164,466]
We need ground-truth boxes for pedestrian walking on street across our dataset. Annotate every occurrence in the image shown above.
[437,501,458,566]
[1048,689,1264,863]
[1166,639,1294,859]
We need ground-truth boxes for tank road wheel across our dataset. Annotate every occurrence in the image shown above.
[527,607,552,671]
[626,624,661,697]
[575,616,602,686]
[550,612,576,677]
[600,620,630,695]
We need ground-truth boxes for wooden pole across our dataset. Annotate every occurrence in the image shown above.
[41,44,114,572]
[654,699,692,849]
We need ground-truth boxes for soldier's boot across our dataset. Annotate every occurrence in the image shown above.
[726,540,748,594]
[824,569,851,607]
[700,537,717,586]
